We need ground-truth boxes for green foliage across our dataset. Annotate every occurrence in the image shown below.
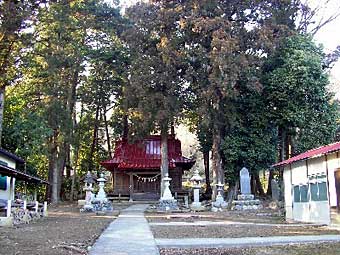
[3,85,51,177]
[262,34,338,155]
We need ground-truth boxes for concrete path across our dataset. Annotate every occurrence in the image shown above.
[156,235,340,248]
[89,204,159,255]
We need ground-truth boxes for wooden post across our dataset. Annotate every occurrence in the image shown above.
[23,200,27,210]
[6,200,11,217]
[129,173,133,202]
[113,170,117,192]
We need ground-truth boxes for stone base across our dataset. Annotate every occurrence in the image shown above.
[232,194,262,211]
[158,199,178,211]
[237,194,254,200]
[78,200,86,206]
[93,201,113,212]
[190,202,205,211]
[212,194,228,209]
[80,204,94,213]
[0,217,13,227]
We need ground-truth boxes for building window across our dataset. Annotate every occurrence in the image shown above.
[310,182,328,201]
[294,185,308,203]
[0,175,7,190]
[300,185,308,202]
[294,185,301,202]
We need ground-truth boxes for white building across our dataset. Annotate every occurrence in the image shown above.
[274,142,340,225]
[0,148,48,202]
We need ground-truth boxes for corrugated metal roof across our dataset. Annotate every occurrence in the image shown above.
[101,135,195,171]
[273,141,340,167]
[0,148,25,164]
[0,164,49,184]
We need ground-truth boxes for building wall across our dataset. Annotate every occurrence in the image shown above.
[326,152,340,207]
[284,154,338,224]
[283,165,293,220]
[0,156,16,201]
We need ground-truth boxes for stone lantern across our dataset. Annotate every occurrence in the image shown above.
[212,182,228,210]
[190,169,203,210]
[161,174,175,201]
[83,171,95,211]
[95,173,108,203]
[159,173,178,211]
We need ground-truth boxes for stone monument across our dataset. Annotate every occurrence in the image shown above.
[240,167,251,194]
[190,169,204,211]
[232,167,262,210]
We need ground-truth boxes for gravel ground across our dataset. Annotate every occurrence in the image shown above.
[159,242,340,255]
[0,202,128,255]
[151,225,340,238]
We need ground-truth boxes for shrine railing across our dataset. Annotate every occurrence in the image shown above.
[0,199,48,227]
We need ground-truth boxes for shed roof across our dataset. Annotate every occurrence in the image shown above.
[101,135,195,171]
[273,141,340,167]
[0,164,49,184]
[0,148,25,164]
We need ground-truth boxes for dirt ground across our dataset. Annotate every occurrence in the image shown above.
[146,209,285,224]
[159,242,340,255]
[151,224,340,238]
[0,202,128,255]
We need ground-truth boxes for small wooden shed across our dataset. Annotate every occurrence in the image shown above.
[273,141,340,225]
[101,135,195,200]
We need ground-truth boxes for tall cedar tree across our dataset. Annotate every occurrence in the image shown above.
[124,1,189,195]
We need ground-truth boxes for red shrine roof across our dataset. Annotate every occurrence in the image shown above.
[273,141,340,167]
[101,135,195,171]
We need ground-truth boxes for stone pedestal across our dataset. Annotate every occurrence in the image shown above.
[232,194,262,210]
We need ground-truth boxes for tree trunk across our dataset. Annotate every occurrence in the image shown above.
[254,171,265,197]
[70,104,84,202]
[48,131,59,204]
[211,126,222,200]
[203,150,212,198]
[227,181,239,209]
[160,126,169,196]
[122,114,128,140]
[88,105,100,171]
[70,146,80,201]
[0,87,5,147]
[268,127,287,196]
[267,170,273,196]
[103,106,112,158]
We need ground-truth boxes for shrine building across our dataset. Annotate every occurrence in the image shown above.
[101,135,195,200]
